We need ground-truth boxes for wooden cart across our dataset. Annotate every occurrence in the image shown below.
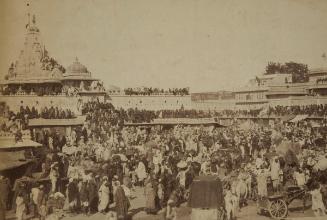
[257,186,310,219]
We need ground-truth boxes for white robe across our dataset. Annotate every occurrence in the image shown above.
[98,183,110,212]
[16,196,25,220]
[136,162,147,181]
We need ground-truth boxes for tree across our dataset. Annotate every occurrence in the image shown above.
[265,62,282,75]
[284,62,308,83]
[264,61,308,83]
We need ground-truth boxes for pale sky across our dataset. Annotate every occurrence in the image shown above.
[1,0,327,92]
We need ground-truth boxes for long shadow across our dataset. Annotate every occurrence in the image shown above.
[127,207,145,220]
[289,205,312,212]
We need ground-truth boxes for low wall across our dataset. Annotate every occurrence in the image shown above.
[109,95,237,111]
[268,96,327,107]
[191,100,236,111]
[109,95,193,110]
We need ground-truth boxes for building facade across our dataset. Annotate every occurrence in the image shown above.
[0,15,106,114]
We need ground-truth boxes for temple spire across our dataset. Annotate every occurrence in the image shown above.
[26,2,31,28]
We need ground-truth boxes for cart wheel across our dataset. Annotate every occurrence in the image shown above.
[268,199,288,219]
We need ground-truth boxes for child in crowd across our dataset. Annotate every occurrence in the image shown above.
[310,183,326,217]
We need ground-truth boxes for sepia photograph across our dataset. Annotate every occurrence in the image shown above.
[1,0,327,220]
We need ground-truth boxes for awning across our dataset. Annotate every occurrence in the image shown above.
[0,151,33,171]
[289,114,308,123]
[124,121,225,127]
[28,116,85,127]
[0,138,42,150]
[145,118,226,126]
[280,115,296,122]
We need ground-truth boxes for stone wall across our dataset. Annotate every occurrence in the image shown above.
[109,95,236,111]
[109,95,193,110]
[268,96,327,107]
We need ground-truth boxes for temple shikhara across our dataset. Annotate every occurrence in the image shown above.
[0,14,106,114]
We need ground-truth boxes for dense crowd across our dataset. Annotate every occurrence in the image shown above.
[0,103,75,132]
[124,87,190,96]
[1,81,105,97]
[267,105,327,117]
[1,85,63,96]
[1,101,327,220]
[81,104,327,125]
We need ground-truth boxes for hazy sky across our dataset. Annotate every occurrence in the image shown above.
[1,0,327,92]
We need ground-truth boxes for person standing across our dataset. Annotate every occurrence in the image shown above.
[16,193,25,220]
[136,161,147,186]
[0,175,9,214]
[88,176,99,213]
[310,183,326,217]
[67,178,78,213]
[80,180,89,215]
[112,181,130,220]
[30,184,40,218]
[144,179,157,214]
[293,169,306,187]
[37,185,47,220]
[270,157,281,192]
[257,168,269,198]
[224,185,234,220]
[49,163,59,193]
[98,177,110,213]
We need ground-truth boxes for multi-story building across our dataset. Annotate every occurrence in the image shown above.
[234,74,292,109]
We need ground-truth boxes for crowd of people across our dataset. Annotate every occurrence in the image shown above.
[266,105,327,117]
[1,85,64,96]
[123,87,190,96]
[1,100,327,220]
[1,81,105,97]
[0,103,75,132]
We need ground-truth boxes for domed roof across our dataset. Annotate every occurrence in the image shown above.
[66,57,88,74]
